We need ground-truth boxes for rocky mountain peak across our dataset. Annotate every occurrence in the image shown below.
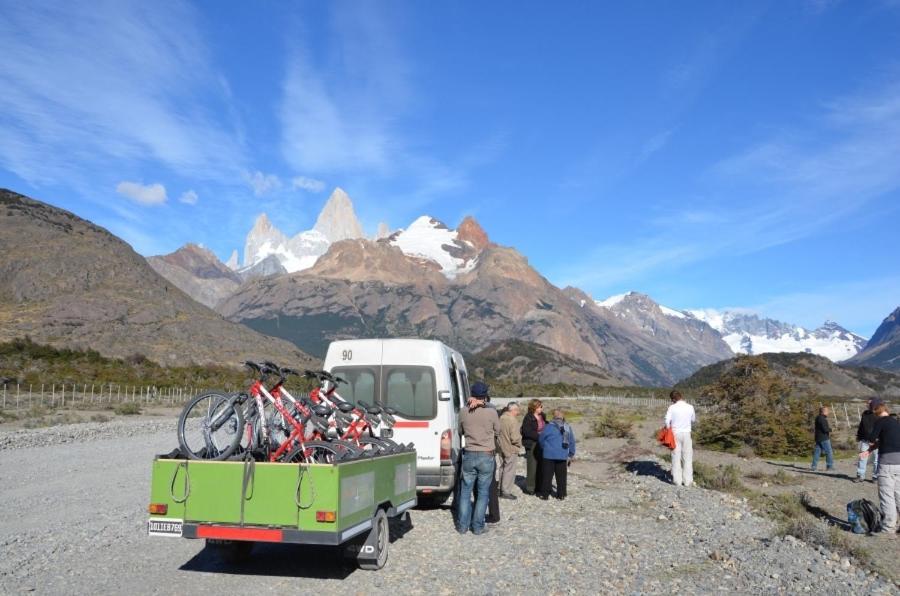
[457,215,489,250]
[375,222,391,240]
[313,187,364,242]
[225,249,239,270]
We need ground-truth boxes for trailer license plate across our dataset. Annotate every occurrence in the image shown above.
[148,518,183,537]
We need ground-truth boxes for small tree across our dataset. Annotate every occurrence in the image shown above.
[695,356,812,457]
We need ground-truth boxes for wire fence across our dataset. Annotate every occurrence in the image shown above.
[0,382,218,411]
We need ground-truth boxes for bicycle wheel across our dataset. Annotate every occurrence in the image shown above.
[177,391,244,460]
[356,436,393,455]
[284,440,351,464]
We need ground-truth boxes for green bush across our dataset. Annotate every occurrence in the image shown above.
[114,402,142,416]
[695,356,812,457]
[589,409,635,439]
[693,462,745,493]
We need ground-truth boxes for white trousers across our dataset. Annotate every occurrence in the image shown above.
[672,431,693,486]
[878,463,900,530]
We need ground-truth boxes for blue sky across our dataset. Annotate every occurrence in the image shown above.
[1,1,899,337]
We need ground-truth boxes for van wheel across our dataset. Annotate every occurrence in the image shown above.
[358,509,389,570]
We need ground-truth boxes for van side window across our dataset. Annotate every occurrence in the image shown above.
[449,365,460,412]
[331,367,378,404]
[383,366,436,419]
[459,370,471,400]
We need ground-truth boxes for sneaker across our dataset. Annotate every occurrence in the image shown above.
[472,527,489,536]
[853,477,864,483]
[500,494,517,500]
[537,494,549,501]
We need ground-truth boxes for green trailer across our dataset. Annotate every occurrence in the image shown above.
[147,451,416,570]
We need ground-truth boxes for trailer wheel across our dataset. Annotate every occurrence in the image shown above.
[358,509,389,570]
[206,539,253,564]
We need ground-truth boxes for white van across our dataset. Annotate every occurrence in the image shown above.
[323,339,471,504]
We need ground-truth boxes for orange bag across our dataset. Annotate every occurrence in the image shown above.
[657,427,676,450]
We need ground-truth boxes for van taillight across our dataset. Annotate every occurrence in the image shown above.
[440,429,451,461]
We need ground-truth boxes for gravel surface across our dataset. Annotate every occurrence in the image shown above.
[1,418,898,595]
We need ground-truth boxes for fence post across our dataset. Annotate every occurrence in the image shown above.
[29,384,33,409]
[17,384,21,410]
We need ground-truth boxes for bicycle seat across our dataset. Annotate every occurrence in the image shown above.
[313,404,332,418]
[335,402,355,414]
[382,406,397,415]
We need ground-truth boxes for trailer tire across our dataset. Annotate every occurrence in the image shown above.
[358,509,389,570]
[206,539,253,564]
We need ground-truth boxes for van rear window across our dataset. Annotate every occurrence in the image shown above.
[331,367,377,405]
[383,366,436,419]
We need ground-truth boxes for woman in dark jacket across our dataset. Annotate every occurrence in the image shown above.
[521,399,546,495]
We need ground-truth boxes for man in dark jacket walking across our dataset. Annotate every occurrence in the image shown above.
[812,406,834,472]
[856,398,882,482]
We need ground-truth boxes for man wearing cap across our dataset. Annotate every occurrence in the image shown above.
[456,381,500,535]
[856,398,882,483]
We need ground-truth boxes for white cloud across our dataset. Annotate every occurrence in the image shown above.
[291,176,326,192]
[116,181,167,206]
[244,171,282,196]
[179,189,198,205]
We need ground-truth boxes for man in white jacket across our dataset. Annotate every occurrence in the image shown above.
[665,390,697,487]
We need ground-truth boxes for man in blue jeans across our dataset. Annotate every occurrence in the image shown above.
[455,382,500,535]
[811,405,834,471]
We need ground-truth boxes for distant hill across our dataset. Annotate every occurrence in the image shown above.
[846,307,900,372]
[676,352,900,398]
[0,189,314,368]
[466,339,626,386]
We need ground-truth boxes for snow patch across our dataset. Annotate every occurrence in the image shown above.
[390,216,475,279]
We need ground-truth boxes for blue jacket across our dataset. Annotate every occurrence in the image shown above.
[539,419,576,460]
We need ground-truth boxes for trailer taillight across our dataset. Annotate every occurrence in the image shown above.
[148,503,168,515]
[440,429,451,461]
[316,511,336,523]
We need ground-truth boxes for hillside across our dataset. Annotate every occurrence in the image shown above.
[846,306,900,372]
[676,352,900,398]
[465,339,626,386]
[0,189,314,367]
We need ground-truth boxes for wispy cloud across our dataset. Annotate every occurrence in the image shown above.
[243,171,283,196]
[179,190,198,205]
[291,176,326,193]
[559,77,900,295]
[116,181,167,206]
[0,1,246,187]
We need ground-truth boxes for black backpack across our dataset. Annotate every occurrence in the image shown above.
[848,499,883,534]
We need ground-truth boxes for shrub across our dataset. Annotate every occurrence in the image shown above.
[693,462,745,493]
[90,414,111,423]
[695,356,812,457]
[114,402,141,416]
[590,409,634,439]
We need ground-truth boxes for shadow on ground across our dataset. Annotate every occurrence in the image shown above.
[624,459,670,482]
[179,515,413,579]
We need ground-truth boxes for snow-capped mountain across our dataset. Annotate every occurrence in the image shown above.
[593,292,867,363]
[687,309,866,362]
[387,215,483,279]
[240,187,361,273]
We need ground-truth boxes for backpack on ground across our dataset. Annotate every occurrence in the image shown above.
[847,498,882,534]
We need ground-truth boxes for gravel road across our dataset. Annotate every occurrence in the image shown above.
[1,417,897,595]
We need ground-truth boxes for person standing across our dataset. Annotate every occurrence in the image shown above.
[536,409,576,500]
[497,401,523,499]
[455,382,500,535]
[863,402,899,535]
[521,399,547,495]
[811,406,834,472]
[855,398,882,483]
[665,390,696,487]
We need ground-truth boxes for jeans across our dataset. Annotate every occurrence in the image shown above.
[877,463,900,530]
[672,431,693,486]
[856,441,879,479]
[456,450,495,534]
[811,439,834,470]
